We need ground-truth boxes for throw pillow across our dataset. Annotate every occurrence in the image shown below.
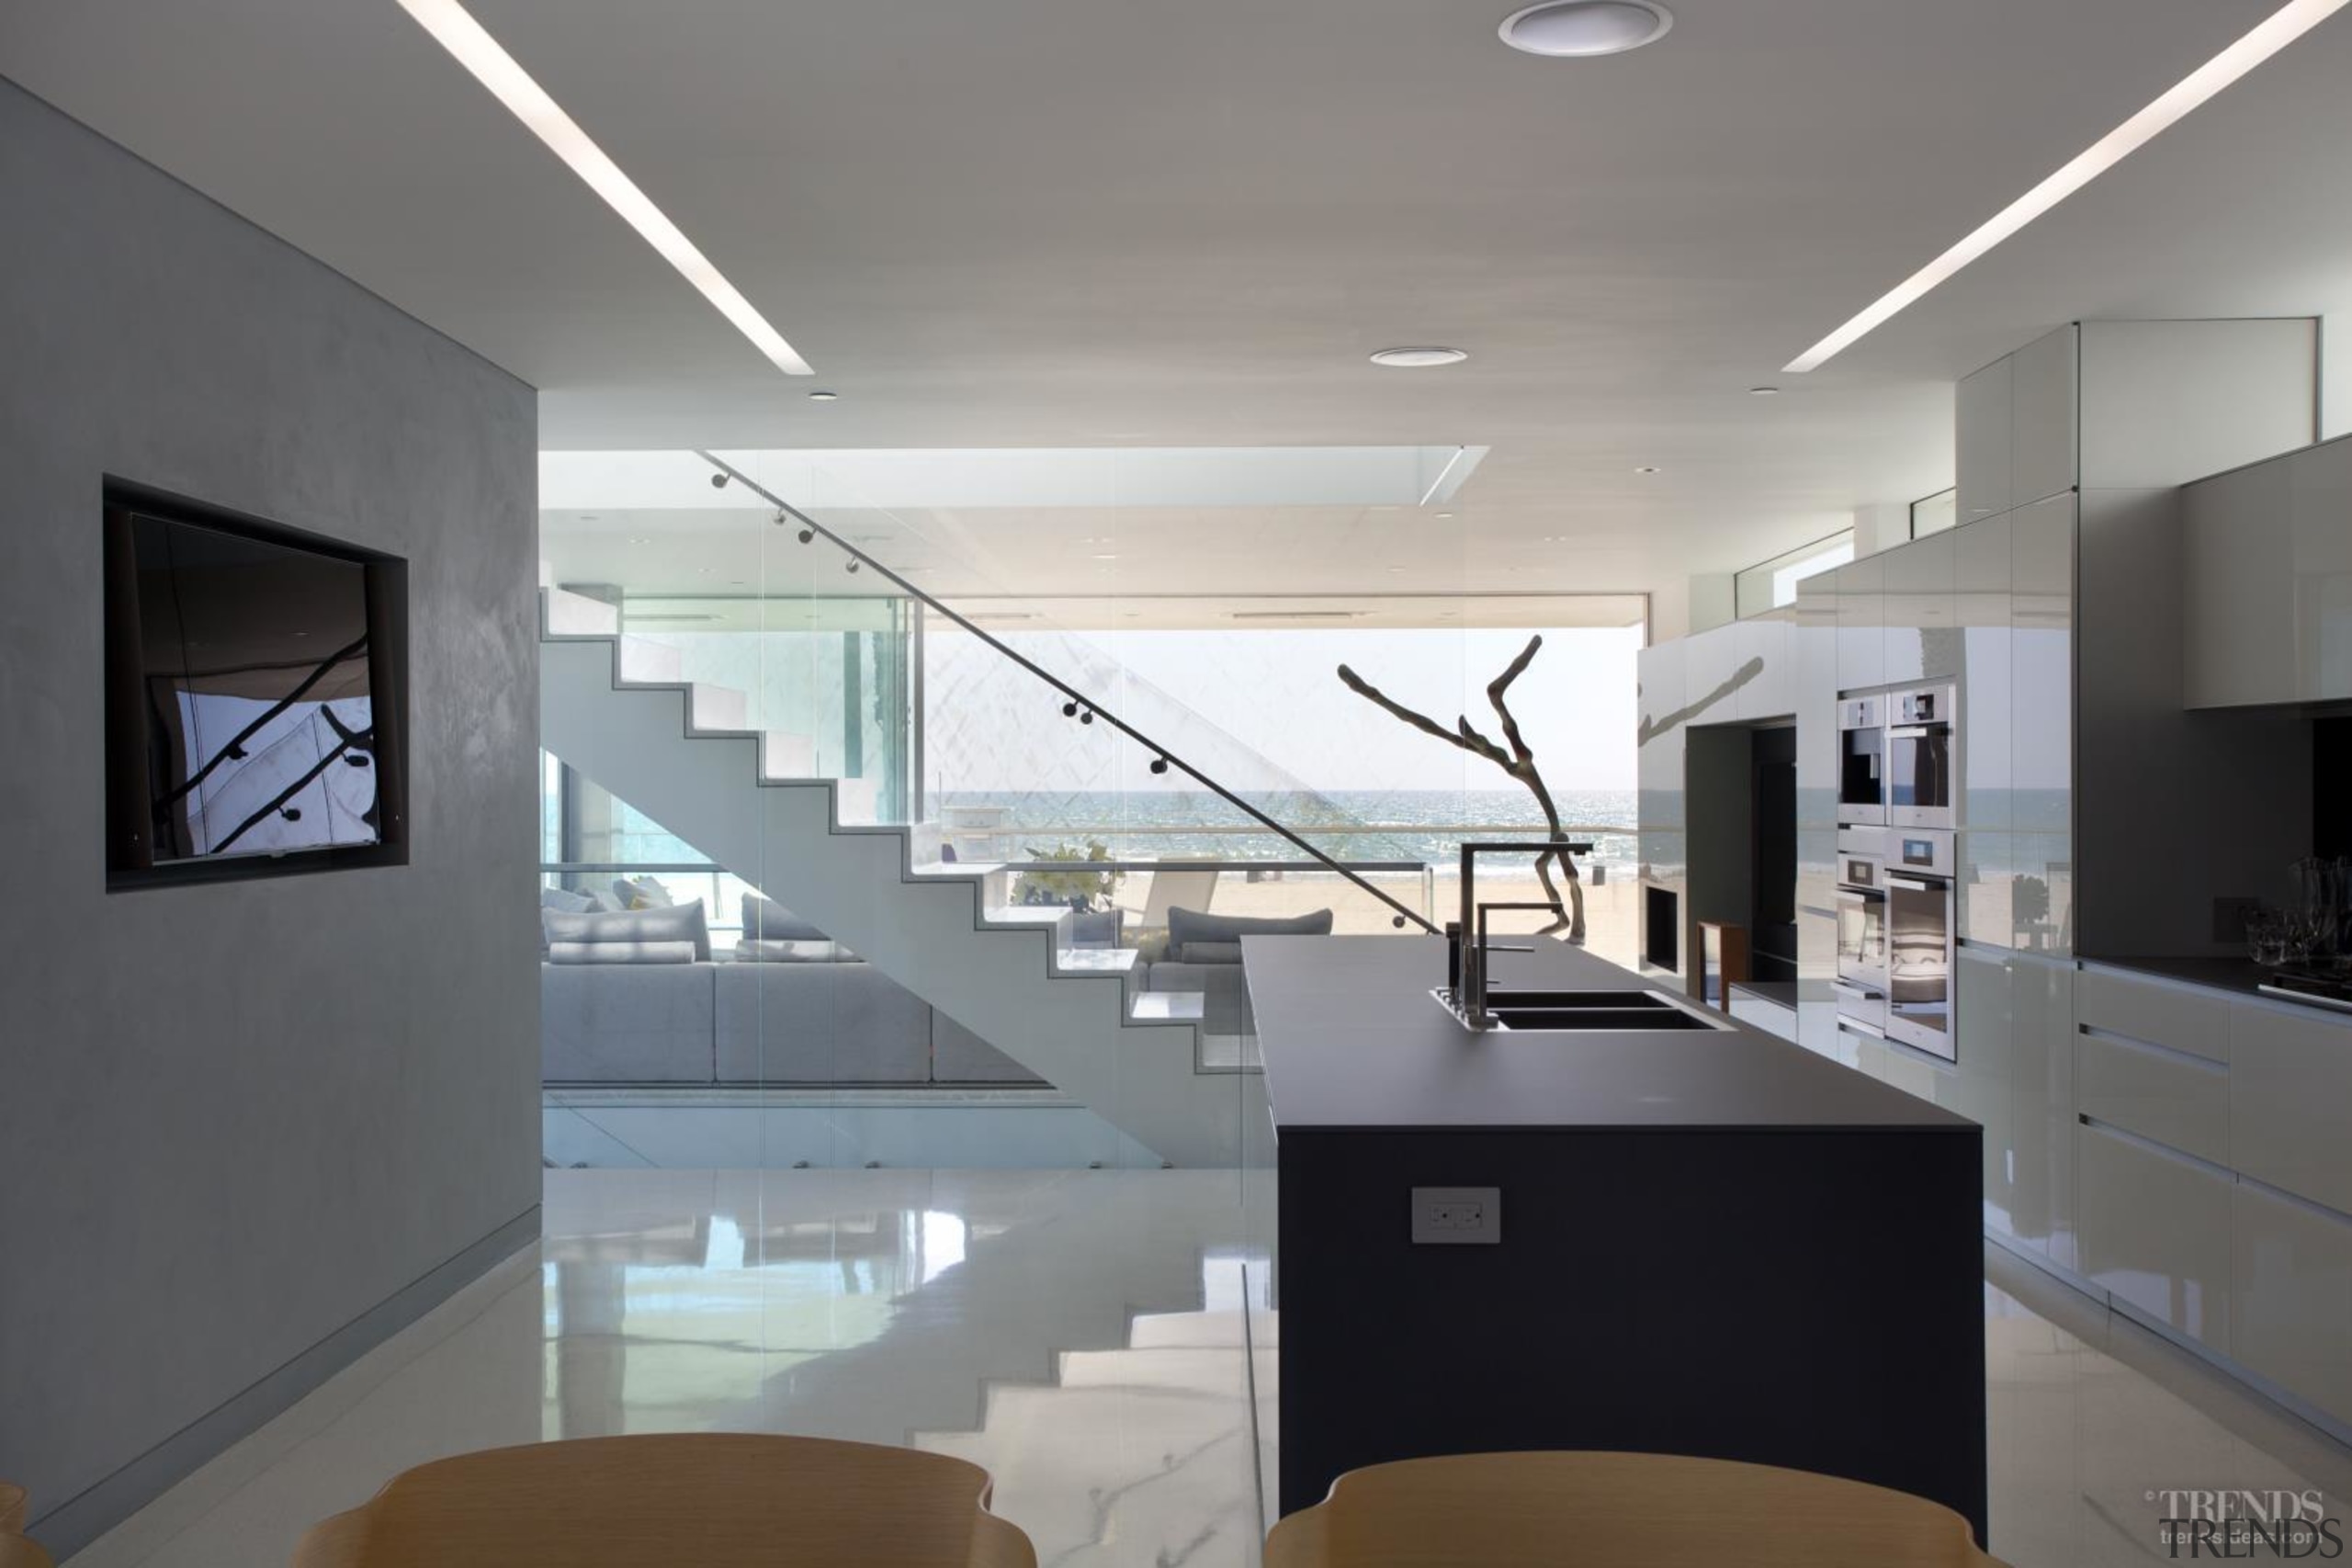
[741,891,828,942]
[613,874,675,910]
[1165,906,1334,951]
[542,898,711,962]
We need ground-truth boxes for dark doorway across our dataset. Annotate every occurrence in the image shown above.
[1750,724,1799,982]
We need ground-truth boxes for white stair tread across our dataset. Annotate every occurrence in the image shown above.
[1055,947,1140,975]
[1130,991,1204,1022]
[540,586,619,637]
[1129,1309,1266,1349]
[1057,1346,1255,1393]
[983,908,1071,928]
[910,861,1006,877]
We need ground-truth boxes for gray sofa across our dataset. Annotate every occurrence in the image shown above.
[1136,906,1332,1037]
[539,890,1043,1088]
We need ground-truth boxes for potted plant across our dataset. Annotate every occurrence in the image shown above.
[1013,840,1126,946]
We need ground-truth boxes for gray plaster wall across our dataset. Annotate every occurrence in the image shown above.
[0,78,540,1551]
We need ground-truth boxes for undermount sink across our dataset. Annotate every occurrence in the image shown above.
[1489,1006,1719,1032]
[1479,988,1676,1010]
[1431,987,1730,1032]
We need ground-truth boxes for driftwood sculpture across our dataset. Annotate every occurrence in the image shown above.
[1338,634,1586,942]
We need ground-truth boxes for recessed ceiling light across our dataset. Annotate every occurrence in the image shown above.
[1433,511,1456,520]
[1387,567,1410,574]
[1782,0,2351,372]
[1748,386,1781,396]
[1091,553,1120,560]
[1370,347,1470,368]
[808,390,839,401]
[1634,466,1661,475]
[1229,610,1368,621]
[628,536,650,544]
[396,0,813,377]
[1498,0,1674,58]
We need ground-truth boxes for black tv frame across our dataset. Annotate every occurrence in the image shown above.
[103,479,410,891]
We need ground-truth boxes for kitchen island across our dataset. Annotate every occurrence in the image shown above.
[1247,933,1985,1539]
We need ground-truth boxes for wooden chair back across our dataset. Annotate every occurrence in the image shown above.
[0,1483,56,1568]
[1264,1450,2007,1567]
[291,1434,1034,1567]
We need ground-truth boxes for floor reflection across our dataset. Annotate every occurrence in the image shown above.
[67,1172,2352,1568]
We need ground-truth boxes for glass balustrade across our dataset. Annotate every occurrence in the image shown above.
[537,445,1647,1172]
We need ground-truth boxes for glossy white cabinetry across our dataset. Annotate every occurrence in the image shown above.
[2076,1031,2229,1168]
[1955,514,2013,944]
[2075,967,2232,1062]
[2184,432,2352,708]
[2077,1118,2233,1353]
[2068,965,2352,1427]
[2231,1000,2352,1216]
[1837,555,1883,694]
[1734,611,1792,721]
[2009,956,2075,1268]
[2008,324,2079,510]
[1636,637,1687,895]
[1883,528,1956,685]
[2233,1181,2352,1424]
[1953,946,2015,1232]
[2009,495,2075,954]
[1957,356,2014,524]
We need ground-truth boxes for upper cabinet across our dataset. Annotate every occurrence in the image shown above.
[1955,325,2078,525]
[1956,355,2015,524]
[2184,432,2352,709]
[2007,325,2078,509]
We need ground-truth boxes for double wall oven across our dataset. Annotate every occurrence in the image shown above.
[1834,683,1959,1062]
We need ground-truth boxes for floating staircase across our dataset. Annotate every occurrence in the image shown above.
[539,588,1262,1168]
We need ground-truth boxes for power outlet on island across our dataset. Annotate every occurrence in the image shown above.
[1411,1186,1501,1245]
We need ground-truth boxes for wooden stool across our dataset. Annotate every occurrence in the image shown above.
[1265,1450,2006,1567]
[292,1434,1034,1567]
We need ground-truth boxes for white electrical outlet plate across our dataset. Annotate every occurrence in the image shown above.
[1410,1186,1501,1245]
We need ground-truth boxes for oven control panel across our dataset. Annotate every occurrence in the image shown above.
[1893,832,1955,878]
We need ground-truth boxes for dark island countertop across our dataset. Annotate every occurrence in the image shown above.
[1243,935,1975,1133]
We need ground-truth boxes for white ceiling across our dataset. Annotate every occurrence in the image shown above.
[8,0,2352,610]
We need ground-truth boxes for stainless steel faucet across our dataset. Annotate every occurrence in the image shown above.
[1450,840,1595,1028]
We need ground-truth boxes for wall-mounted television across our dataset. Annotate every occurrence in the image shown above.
[104,482,407,888]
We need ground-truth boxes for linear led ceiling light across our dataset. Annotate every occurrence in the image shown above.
[397,0,814,376]
[1783,0,2350,374]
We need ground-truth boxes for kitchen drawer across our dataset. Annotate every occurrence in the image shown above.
[2076,1029,2229,1168]
[2231,998,2352,1215]
[2075,967,2233,1065]
[2077,1119,2232,1352]
[2233,1179,2352,1426]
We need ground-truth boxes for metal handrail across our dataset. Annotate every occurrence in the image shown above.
[541,859,1429,874]
[695,450,1442,934]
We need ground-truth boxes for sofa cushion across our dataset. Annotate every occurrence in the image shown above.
[1166,906,1333,950]
[547,941,697,964]
[543,899,711,962]
[541,887,595,914]
[541,962,716,1084]
[741,892,829,942]
[734,938,841,964]
[1176,941,1247,965]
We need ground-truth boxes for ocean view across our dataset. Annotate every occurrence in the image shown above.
[933,787,1640,874]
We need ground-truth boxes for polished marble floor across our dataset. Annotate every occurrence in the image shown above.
[64,1168,2352,1567]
